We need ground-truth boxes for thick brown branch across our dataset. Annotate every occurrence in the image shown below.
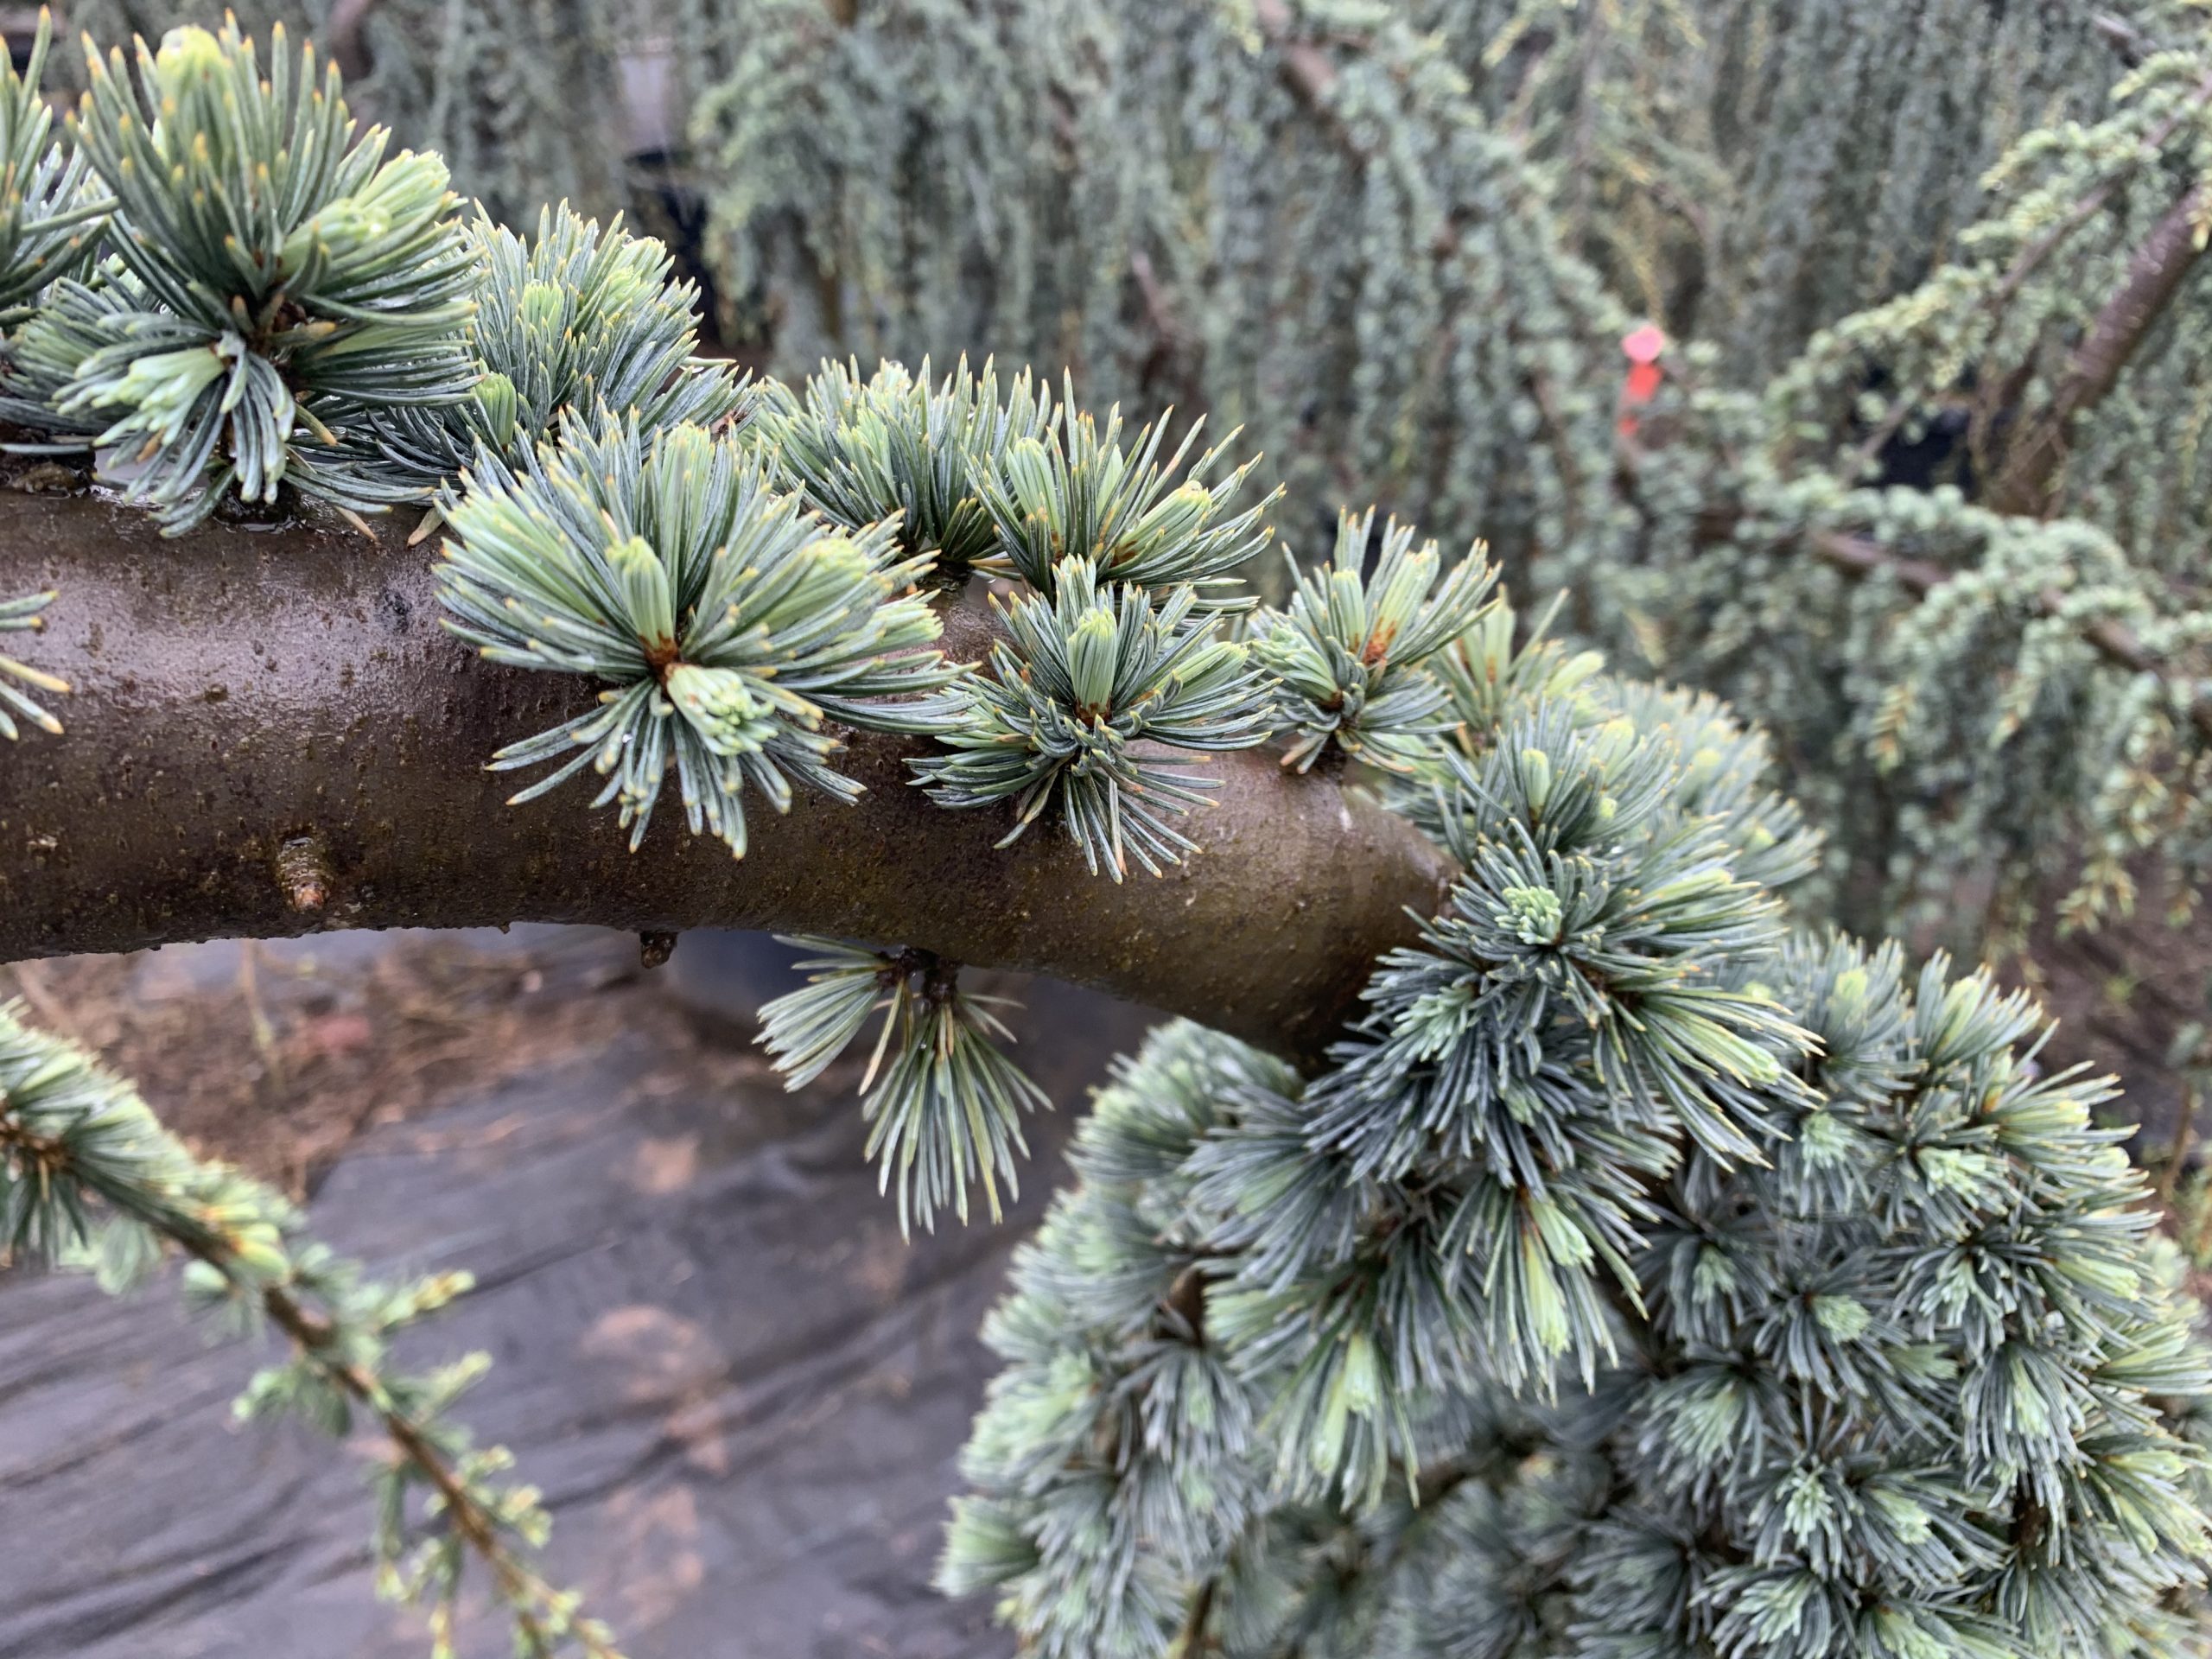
[0,493,1455,1071]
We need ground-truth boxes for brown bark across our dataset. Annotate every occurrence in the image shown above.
[0,492,1456,1071]
[1254,0,1338,109]
[323,0,381,83]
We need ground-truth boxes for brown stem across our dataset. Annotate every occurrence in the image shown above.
[323,0,382,84]
[168,1224,609,1652]
[1848,73,2212,482]
[1255,0,1339,111]
[2095,13,2153,66]
[1161,1261,1208,1344]
[1986,181,2212,518]
[0,493,1455,1071]
[261,1285,610,1659]
[247,1277,490,1544]
[2159,1086,2196,1205]
[1171,1577,1217,1659]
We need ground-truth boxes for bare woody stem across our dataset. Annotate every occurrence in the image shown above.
[0,492,1455,1071]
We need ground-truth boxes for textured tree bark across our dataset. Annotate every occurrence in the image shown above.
[0,491,1457,1070]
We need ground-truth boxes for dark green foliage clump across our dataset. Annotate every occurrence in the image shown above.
[980,392,1273,606]
[0,14,104,319]
[758,936,1050,1236]
[1254,512,1499,773]
[0,16,742,537]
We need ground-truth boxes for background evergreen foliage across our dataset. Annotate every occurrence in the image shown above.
[3,6,2212,1658]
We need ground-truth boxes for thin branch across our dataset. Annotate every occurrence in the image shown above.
[0,1058,616,1658]
[1808,534,2194,738]
[1849,71,2212,478]
[228,1262,617,1659]
[1674,499,2212,744]
[1170,1577,1217,1658]
[1986,181,2212,517]
[2094,13,2154,68]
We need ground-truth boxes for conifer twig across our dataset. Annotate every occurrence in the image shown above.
[0,1007,621,1659]
[190,1240,623,1659]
